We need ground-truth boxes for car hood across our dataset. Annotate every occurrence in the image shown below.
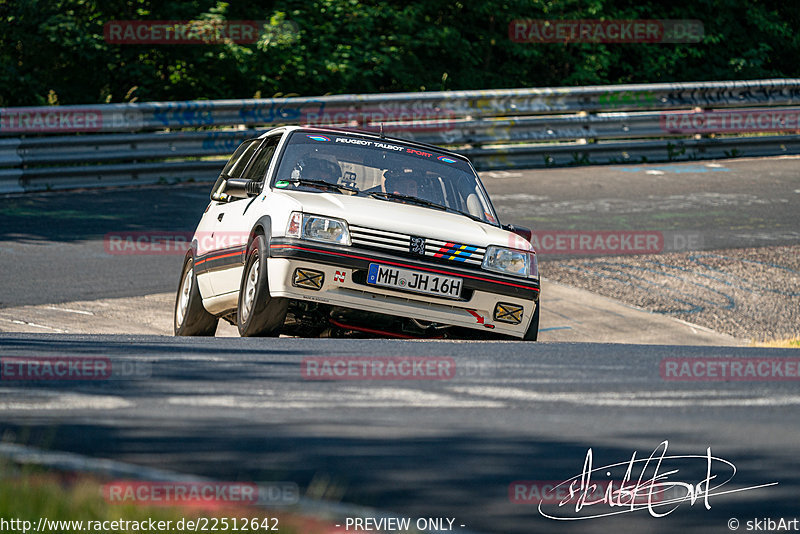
[274,190,529,250]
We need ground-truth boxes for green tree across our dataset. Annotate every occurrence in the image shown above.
[1,0,798,107]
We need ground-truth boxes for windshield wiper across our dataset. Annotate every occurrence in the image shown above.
[292,178,360,194]
[369,191,487,223]
[368,191,444,209]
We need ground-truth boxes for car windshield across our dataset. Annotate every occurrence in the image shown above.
[271,131,500,225]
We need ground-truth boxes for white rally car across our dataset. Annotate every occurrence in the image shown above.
[174,126,540,339]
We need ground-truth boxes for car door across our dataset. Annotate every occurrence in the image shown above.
[205,134,283,299]
[194,138,262,298]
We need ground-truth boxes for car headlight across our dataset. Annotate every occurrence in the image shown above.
[482,246,538,278]
[286,212,351,246]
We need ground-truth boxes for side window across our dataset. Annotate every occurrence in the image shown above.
[211,138,261,201]
[222,139,260,179]
[242,136,280,183]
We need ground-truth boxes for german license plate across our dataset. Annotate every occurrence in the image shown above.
[367,263,462,299]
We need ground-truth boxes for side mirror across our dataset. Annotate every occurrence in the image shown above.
[225,178,262,198]
[503,223,532,244]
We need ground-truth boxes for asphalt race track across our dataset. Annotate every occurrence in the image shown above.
[1,156,799,533]
[1,334,799,534]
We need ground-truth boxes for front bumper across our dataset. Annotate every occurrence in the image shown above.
[267,238,539,337]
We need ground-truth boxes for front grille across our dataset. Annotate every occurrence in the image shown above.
[349,225,486,268]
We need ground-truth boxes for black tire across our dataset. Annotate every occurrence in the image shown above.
[522,300,540,341]
[237,235,288,337]
[174,253,218,336]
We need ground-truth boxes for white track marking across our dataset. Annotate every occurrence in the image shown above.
[43,306,94,315]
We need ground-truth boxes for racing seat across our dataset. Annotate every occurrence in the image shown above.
[466,193,483,218]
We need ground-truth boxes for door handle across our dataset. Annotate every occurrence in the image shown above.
[217,213,224,222]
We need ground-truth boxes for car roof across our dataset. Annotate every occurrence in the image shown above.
[261,125,470,163]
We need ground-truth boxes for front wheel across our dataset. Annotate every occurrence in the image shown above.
[174,253,218,336]
[237,235,288,337]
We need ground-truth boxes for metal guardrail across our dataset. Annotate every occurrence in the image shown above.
[2,79,800,193]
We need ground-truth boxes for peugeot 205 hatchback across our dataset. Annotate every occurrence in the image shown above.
[174,127,540,340]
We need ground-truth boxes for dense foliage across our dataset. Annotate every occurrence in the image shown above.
[1,0,798,106]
